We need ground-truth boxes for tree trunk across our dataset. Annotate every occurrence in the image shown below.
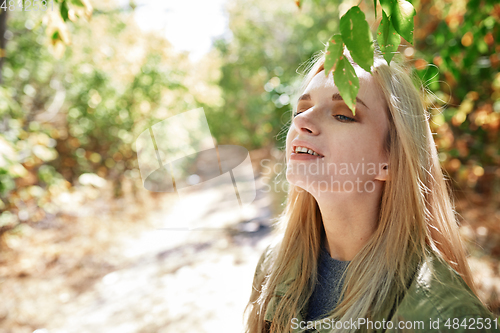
[0,10,8,85]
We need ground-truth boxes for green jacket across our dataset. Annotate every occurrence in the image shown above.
[251,245,499,333]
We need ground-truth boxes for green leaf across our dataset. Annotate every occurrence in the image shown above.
[70,0,85,6]
[374,0,377,19]
[60,1,69,21]
[392,0,415,44]
[324,34,343,76]
[334,56,359,115]
[377,11,400,64]
[339,6,374,73]
[379,0,393,17]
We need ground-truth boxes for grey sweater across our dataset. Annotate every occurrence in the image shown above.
[305,244,350,322]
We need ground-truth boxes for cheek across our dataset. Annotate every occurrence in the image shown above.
[285,128,296,153]
[355,130,387,161]
[327,130,385,163]
[324,131,361,159]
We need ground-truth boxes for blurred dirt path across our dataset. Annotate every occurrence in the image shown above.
[1,172,276,333]
[40,182,500,333]
[44,175,274,333]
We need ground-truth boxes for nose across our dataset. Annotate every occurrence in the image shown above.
[293,108,320,135]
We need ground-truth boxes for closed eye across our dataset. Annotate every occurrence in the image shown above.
[292,109,356,123]
[292,110,308,117]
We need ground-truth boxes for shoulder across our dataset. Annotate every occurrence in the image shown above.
[251,243,278,292]
[391,251,498,332]
[253,238,283,278]
[252,245,271,283]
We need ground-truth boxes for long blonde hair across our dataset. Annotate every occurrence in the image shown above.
[244,45,478,333]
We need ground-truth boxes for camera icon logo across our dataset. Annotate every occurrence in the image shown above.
[135,107,256,229]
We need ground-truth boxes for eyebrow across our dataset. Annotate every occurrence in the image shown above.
[298,93,370,110]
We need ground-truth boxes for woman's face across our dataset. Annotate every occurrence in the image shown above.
[285,67,390,196]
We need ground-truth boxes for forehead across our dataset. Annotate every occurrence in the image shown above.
[303,69,388,114]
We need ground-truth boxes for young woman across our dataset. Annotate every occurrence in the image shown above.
[244,45,498,333]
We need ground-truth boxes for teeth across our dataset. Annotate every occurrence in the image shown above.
[295,146,320,156]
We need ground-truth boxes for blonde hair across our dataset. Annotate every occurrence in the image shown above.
[244,45,478,333]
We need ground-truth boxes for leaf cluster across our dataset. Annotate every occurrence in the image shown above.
[314,0,416,113]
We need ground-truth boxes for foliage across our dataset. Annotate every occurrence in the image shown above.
[212,0,342,149]
[44,0,94,58]
[0,2,216,234]
[320,0,415,113]
[412,0,500,194]
[1,0,499,240]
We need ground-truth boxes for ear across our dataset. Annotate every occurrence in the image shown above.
[374,163,389,182]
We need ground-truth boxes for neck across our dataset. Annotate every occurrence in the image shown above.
[313,185,383,261]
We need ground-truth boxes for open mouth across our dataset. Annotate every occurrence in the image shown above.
[293,146,324,157]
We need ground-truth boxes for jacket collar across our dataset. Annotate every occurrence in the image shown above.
[263,251,428,333]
